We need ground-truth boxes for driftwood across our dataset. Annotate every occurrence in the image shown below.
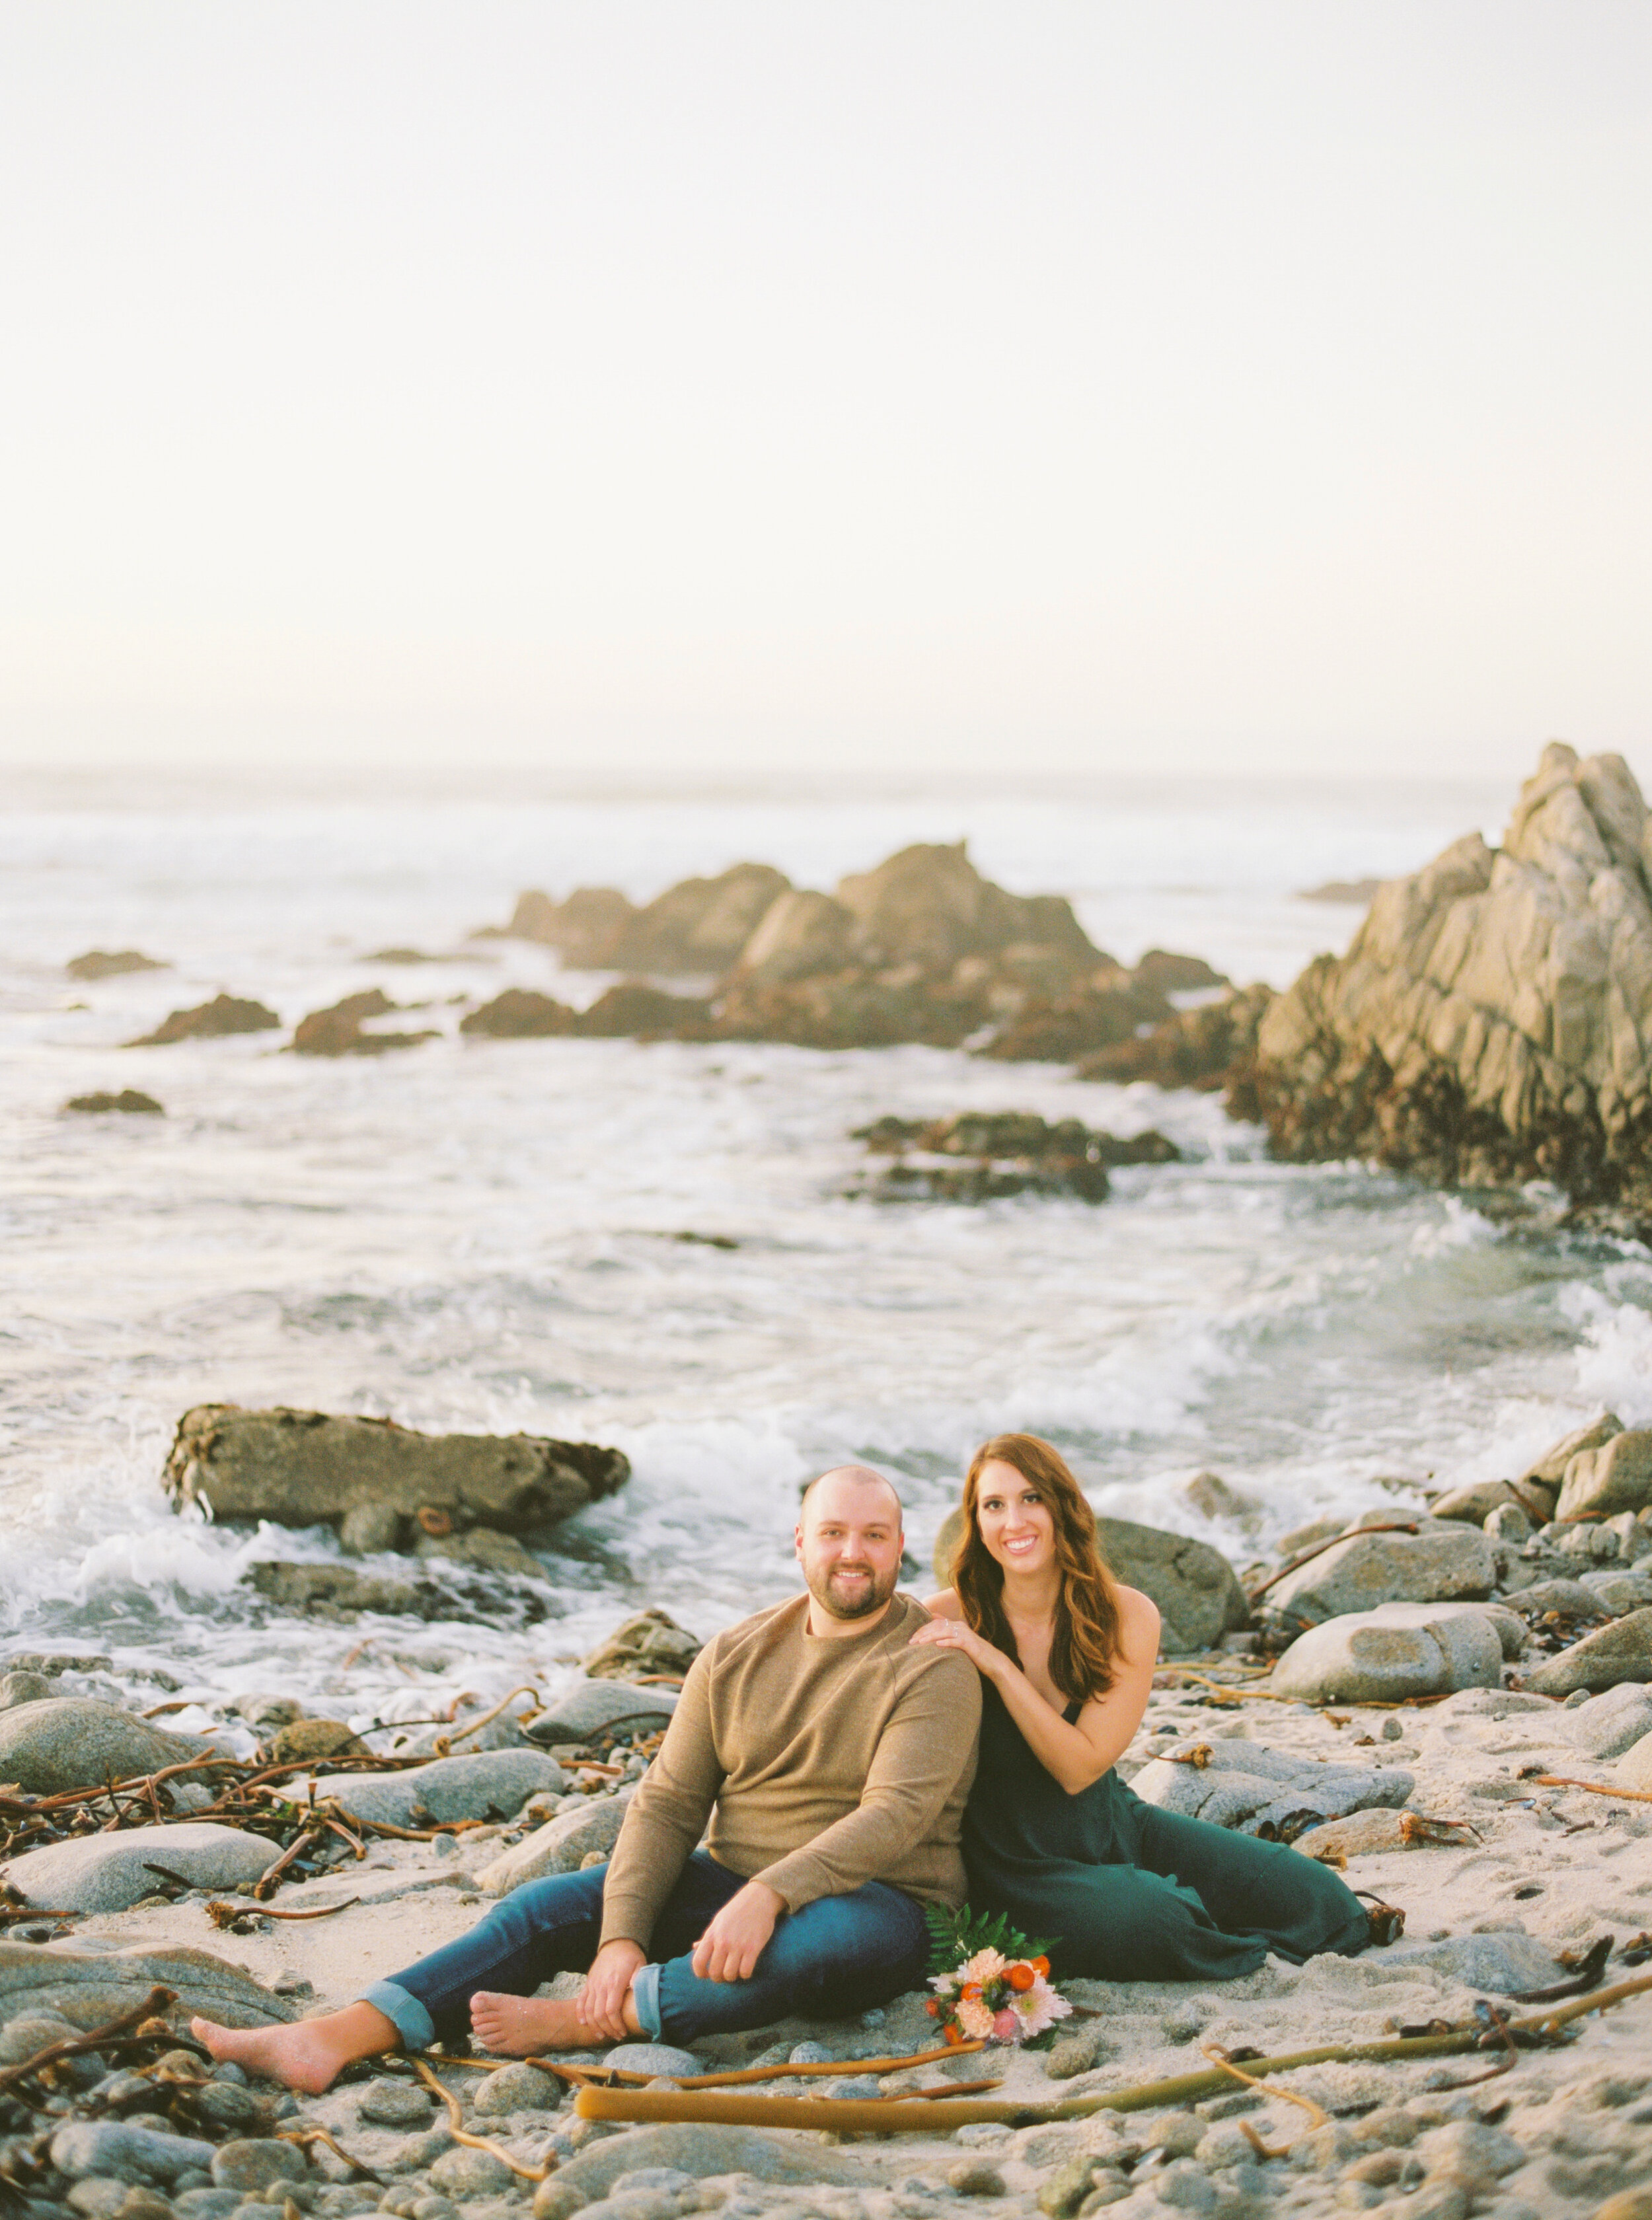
[572,1974,1652,2136]
[1527,1773,1652,1806]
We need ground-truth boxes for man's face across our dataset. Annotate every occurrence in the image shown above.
[796,1473,904,1625]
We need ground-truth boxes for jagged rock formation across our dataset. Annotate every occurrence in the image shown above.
[849,1110,1180,1203]
[1250,745,1652,1227]
[65,949,169,980]
[498,864,789,974]
[1078,982,1274,1093]
[290,990,436,1056]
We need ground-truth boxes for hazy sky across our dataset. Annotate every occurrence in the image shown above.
[1,3,1647,786]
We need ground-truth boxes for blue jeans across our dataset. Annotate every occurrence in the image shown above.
[361,1852,930,2051]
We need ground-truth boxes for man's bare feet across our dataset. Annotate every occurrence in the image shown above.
[470,1989,641,2055]
[191,2002,398,2094]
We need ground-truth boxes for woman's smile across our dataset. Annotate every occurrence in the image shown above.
[976,1460,1057,1574]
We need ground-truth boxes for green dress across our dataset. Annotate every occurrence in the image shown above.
[963,1682,1370,1982]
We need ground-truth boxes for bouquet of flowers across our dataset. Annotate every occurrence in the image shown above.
[923,1905,1071,2047]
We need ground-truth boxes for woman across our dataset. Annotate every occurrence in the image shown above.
[910,1433,1369,1982]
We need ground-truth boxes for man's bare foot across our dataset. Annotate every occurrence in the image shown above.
[191,2002,398,2094]
[470,1989,641,2055]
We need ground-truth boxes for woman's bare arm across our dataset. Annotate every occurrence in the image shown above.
[911,1586,1160,1794]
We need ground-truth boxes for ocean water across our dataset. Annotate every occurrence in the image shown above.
[5,768,1651,1738]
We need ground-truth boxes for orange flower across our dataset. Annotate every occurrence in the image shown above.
[961,1982,982,2000]
[943,2020,965,2046]
[925,1998,941,2016]
[1007,1962,1035,1992]
[1032,1955,1050,1977]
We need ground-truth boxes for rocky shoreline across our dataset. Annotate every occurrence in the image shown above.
[1,1405,1649,2220]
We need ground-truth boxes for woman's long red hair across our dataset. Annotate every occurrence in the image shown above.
[950,1433,1123,1701]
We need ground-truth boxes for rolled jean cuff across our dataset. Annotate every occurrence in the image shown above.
[359,1979,435,2052]
[630,1961,663,2040]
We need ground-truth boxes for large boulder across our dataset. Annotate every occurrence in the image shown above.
[475,1793,630,1894]
[126,994,280,1047]
[569,982,712,1037]
[291,990,433,1057]
[583,1608,704,1683]
[1560,1682,1652,1759]
[526,1678,678,1743]
[1523,1410,1622,1487]
[1557,1428,1652,1520]
[931,1509,1247,1654]
[1248,745,1652,1224]
[320,1749,567,1829]
[1269,1602,1507,1703]
[502,886,634,964]
[0,1699,227,1796]
[2,1823,275,1913]
[1524,1606,1652,1697]
[1263,1521,1497,1631]
[609,863,792,973]
[164,1405,628,1534]
[0,1943,293,2030]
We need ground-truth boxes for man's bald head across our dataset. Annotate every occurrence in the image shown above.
[798,1464,904,1531]
[794,1465,905,1631]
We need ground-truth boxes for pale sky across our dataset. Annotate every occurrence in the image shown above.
[1,2,1647,786]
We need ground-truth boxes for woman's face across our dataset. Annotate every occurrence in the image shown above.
[973,1460,1057,1578]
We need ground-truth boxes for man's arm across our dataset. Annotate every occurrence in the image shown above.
[753,1648,981,1911]
[596,1646,725,1952]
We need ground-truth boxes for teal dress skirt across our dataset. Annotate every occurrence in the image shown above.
[963,1682,1369,1983]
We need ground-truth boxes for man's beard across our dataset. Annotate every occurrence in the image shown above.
[805,1557,897,1623]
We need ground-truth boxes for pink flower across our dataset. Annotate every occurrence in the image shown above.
[956,1995,995,2041]
[963,1948,1008,1983]
[991,2008,1020,2042]
[1013,1975,1074,2039]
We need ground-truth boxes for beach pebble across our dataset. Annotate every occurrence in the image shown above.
[3,1823,276,1914]
[173,2194,240,2219]
[475,1794,630,1896]
[207,2139,308,2195]
[428,2144,517,2198]
[0,2011,79,2061]
[1617,1729,1652,1788]
[602,2043,701,2079]
[470,2061,562,2114]
[1045,2027,1110,2079]
[52,2122,216,2186]
[0,1669,55,1709]
[356,2078,434,2128]
[948,2160,1006,2196]
[1401,1930,1561,1993]
[1526,1607,1652,1696]
[1413,2120,1524,2188]
[554,2122,872,2196]
[64,2184,131,2220]
[268,1719,367,1764]
[233,1694,303,1728]
[1037,2156,1108,2216]
[1148,2158,1218,2209]
[533,2184,591,2220]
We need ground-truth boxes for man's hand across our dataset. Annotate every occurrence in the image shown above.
[691,1880,785,1983]
[577,1939,646,2040]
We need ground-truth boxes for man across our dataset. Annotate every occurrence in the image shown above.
[195,1464,982,2090]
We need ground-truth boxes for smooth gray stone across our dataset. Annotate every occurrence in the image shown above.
[0,1698,229,1796]
[51,2120,215,2186]
[5,1823,274,1914]
[556,2123,873,2196]
[1560,1681,1652,1759]
[476,1790,631,1896]
[356,2075,435,2128]
[469,2060,562,2115]
[1269,1602,1504,1703]
[428,2145,517,2198]
[1526,1607,1652,1697]
[0,1942,292,2030]
[174,2194,241,2219]
[525,1679,677,1744]
[1396,1932,1563,1995]
[1266,1523,1497,1628]
[208,2139,307,2193]
[601,2043,701,2079]
[323,1748,566,1828]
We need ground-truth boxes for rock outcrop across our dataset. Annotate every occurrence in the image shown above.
[290,990,434,1056]
[164,1405,628,1536]
[62,1090,163,1115]
[126,994,280,1047]
[1079,982,1274,1093]
[1250,744,1652,1227]
[66,950,169,980]
[477,840,1225,1058]
[850,1111,1180,1203]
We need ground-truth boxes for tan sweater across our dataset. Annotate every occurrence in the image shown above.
[598,1592,981,1952]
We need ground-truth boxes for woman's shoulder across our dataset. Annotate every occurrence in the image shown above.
[1113,1582,1161,1654]
[919,1587,966,1621]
